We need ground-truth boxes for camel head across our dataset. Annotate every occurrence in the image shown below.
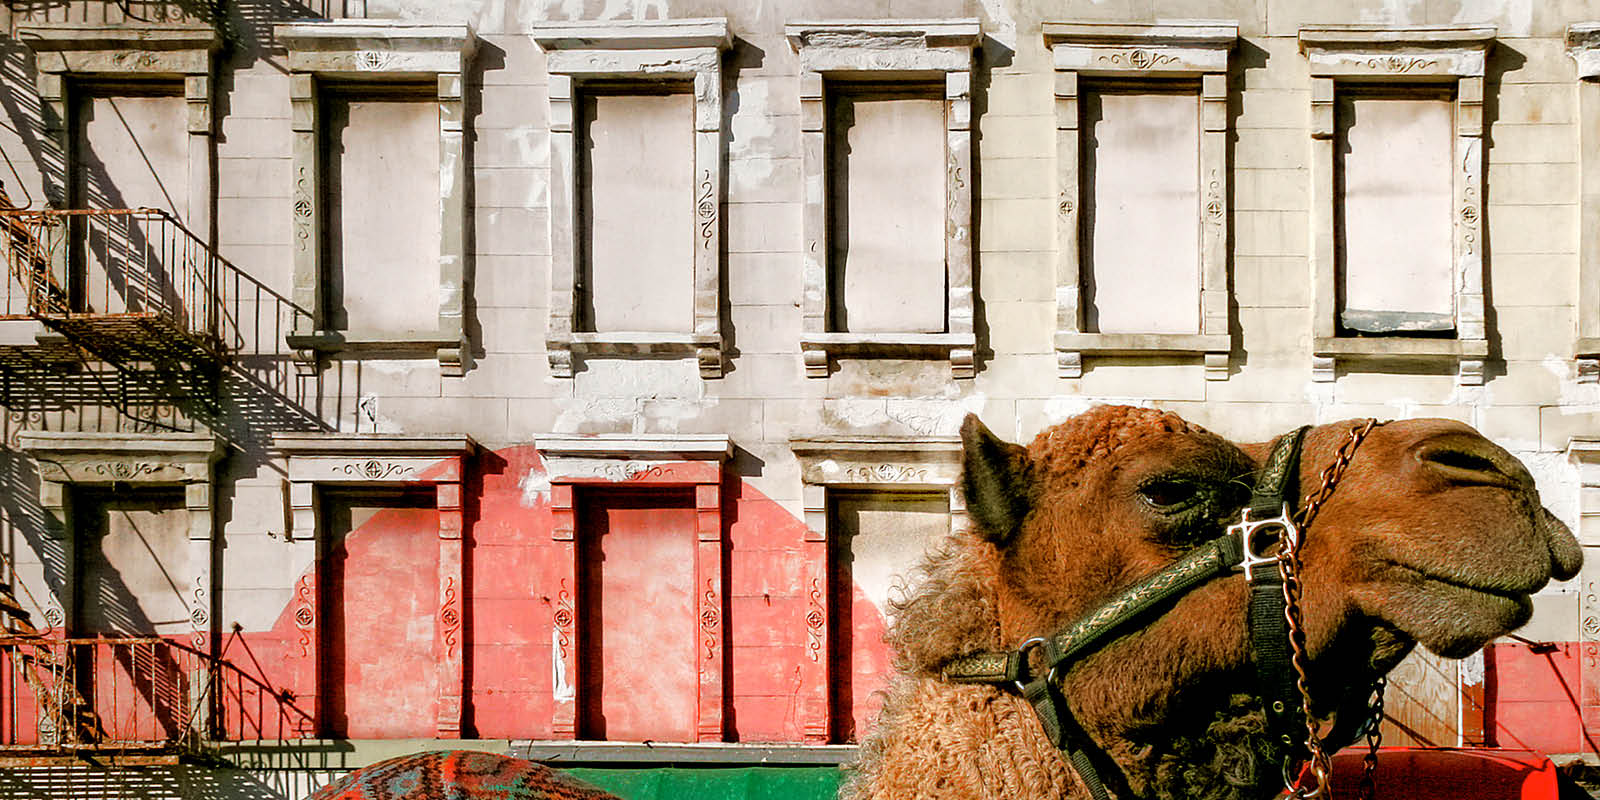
[960,406,1579,681]
[883,405,1584,799]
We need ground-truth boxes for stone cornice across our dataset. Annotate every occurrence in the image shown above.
[531,18,731,51]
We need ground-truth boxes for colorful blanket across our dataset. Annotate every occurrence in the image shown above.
[305,750,621,800]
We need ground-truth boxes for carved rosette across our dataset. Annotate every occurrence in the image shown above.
[334,460,415,480]
[1098,49,1177,69]
[1460,143,1481,256]
[1367,55,1439,73]
[190,575,209,651]
[294,167,313,254]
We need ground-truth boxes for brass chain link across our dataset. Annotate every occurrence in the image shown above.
[1280,419,1382,800]
[1357,677,1386,800]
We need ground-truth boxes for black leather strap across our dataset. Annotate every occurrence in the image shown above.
[1246,427,1310,756]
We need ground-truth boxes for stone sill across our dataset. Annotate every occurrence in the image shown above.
[564,332,721,355]
[510,741,858,766]
[1313,336,1487,358]
[1054,332,1231,380]
[1055,332,1229,354]
[287,329,459,352]
[801,332,976,379]
[789,436,960,455]
[1574,336,1600,358]
[531,18,732,51]
[275,21,475,52]
[784,19,981,48]
[18,431,220,458]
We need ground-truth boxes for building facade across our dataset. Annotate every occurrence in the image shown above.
[0,0,1594,796]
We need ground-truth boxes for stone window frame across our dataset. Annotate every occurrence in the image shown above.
[533,433,732,742]
[1043,22,1237,381]
[17,432,222,656]
[532,19,731,380]
[1566,25,1600,382]
[274,22,477,377]
[17,24,220,259]
[788,436,965,743]
[786,20,980,380]
[1299,25,1495,385]
[1566,438,1600,695]
[270,432,477,739]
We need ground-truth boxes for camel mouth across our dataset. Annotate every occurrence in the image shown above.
[1387,559,1550,599]
[1361,562,1537,658]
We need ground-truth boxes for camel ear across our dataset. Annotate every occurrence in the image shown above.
[960,414,1030,545]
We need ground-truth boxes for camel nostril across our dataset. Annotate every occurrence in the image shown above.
[1415,441,1528,489]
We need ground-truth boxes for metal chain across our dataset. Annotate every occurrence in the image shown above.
[1358,677,1386,800]
[1280,419,1382,800]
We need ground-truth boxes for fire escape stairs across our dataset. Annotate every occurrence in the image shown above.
[0,552,104,752]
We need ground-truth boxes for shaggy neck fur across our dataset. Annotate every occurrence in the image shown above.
[844,533,1331,800]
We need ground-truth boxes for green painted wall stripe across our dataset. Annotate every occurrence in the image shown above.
[563,766,843,800]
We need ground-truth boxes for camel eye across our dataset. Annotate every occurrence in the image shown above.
[1138,479,1202,510]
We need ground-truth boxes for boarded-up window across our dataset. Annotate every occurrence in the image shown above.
[578,488,697,742]
[828,490,949,742]
[827,86,947,333]
[1336,89,1455,334]
[1081,88,1200,334]
[323,89,441,335]
[73,488,193,744]
[580,89,695,333]
[320,489,439,739]
[74,488,190,636]
[73,88,188,315]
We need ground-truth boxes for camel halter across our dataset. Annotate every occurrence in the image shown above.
[940,420,1385,800]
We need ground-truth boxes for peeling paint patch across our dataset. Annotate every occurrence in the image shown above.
[552,627,574,702]
[1452,0,1531,38]
[1459,649,1484,686]
[728,80,775,161]
[978,0,1017,50]
[1521,449,1580,537]
[519,466,551,506]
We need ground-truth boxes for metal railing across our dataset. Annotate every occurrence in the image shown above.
[0,207,313,364]
[0,635,311,753]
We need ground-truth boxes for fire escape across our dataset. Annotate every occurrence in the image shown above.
[0,201,315,760]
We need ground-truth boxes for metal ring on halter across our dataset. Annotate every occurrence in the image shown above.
[1013,637,1051,693]
[1283,757,1328,800]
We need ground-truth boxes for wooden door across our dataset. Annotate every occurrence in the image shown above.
[577,488,697,742]
[1381,647,1461,746]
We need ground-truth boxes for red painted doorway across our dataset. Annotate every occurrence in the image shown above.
[576,488,698,742]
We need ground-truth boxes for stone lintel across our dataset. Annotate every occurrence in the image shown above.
[531,18,731,52]
[1298,25,1497,49]
[790,437,962,488]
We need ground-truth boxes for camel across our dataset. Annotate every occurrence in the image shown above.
[305,750,620,799]
[844,405,1582,800]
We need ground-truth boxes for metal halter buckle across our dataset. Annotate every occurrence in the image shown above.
[1012,637,1058,693]
[1229,504,1299,582]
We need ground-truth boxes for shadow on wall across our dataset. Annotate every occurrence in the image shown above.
[0,764,306,800]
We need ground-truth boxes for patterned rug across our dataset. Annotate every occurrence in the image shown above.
[305,750,621,800]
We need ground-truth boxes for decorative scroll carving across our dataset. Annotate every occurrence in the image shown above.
[844,464,930,483]
[294,575,314,658]
[700,579,719,662]
[697,170,716,248]
[294,167,312,254]
[1204,169,1223,222]
[441,576,460,659]
[805,577,825,663]
[1460,142,1480,256]
[42,603,63,629]
[86,462,177,480]
[1098,49,1177,69]
[334,460,415,480]
[190,575,209,646]
[553,579,574,662]
[602,463,672,482]
[1367,55,1439,73]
